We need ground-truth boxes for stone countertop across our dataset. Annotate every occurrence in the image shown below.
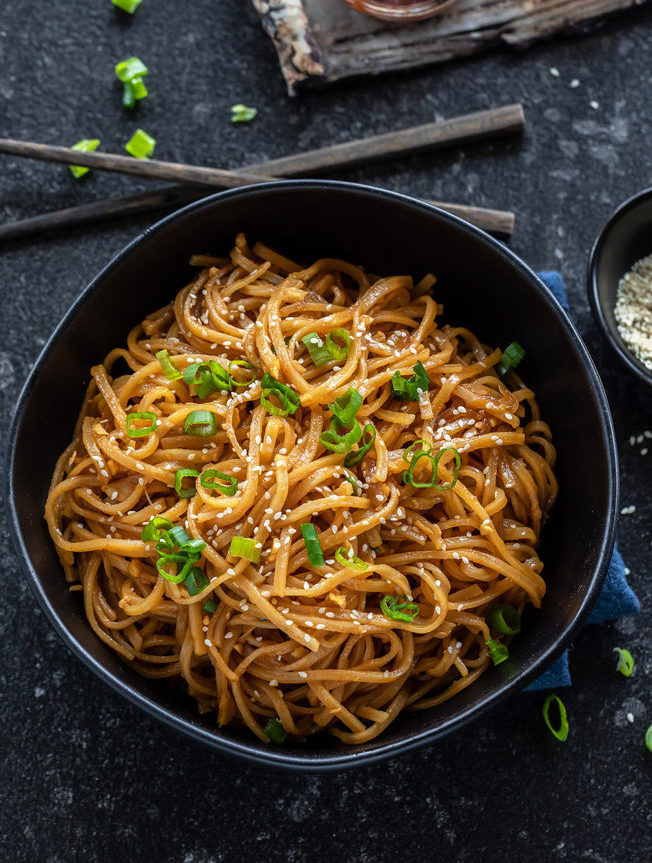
[0,2,650,861]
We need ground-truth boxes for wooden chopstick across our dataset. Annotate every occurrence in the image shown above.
[0,184,514,240]
[0,103,522,239]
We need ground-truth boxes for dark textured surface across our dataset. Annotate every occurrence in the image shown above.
[0,2,650,861]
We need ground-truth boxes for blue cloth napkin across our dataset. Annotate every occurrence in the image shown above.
[524,272,640,690]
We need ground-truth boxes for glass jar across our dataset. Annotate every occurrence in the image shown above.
[342,0,459,22]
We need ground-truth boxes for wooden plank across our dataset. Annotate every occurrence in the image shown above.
[251,0,650,94]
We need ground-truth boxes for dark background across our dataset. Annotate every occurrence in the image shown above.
[1,2,650,861]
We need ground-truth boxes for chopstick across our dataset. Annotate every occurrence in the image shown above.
[0,103,522,239]
[0,185,514,239]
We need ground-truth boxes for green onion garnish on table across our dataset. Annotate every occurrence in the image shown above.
[200,469,238,496]
[112,0,144,13]
[229,536,262,563]
[300,523,325,567]
[115,56,148,108]
[125,411,158,438]
[613,647,634,677]
[381,594,419,623]
[487,603,522,635]
[486,638,509,665]
[184,410,217,436]
[263,717,287,743]
[231,104,258,124]
[496,341,526,377]
[646,725,652,752]
[391,360,429,402]
[69,139,100,179]
[542,693,569,742]
[125,128,156,159]
[260,373,300,417]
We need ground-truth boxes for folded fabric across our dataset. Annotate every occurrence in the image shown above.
[524,272,640,691]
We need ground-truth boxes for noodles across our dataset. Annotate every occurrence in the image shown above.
[45,234,557,744]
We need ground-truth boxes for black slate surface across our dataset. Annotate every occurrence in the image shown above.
[1,2,650,861]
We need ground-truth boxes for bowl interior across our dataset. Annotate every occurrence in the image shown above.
[590,189,652,384]
[8,182,616,769]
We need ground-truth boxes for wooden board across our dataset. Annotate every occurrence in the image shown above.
[252,0,650,94]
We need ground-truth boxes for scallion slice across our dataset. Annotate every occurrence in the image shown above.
[343,423,376,467]
[156,349,183,381]
[125,128,156,159]
[156,554,194,584]
[300,523,325,567]
[381,594,419,623]
[301,332,332,367]
[391,361,429,402]
[613,647,634,677]
[115,56,148,82]
[402,440,433,463]
[203,598,217,613]
[343,471,358,495]
[325,328,350,361]
[328,388,362,426]
[200,469,238,496]
[542,693,569,742]
[184,410,217,436]
[126,411,158,438]
[141,516,174,542]
[264,717,287,744]
[486,639,509,665]
[646,725,652,752]
[184,566,209,596]
[167,525,191,547]
[319,417,362,454]
[335,547,368,572]
[228,359,256,387]
[69,138,100,179]
[174,468,199,498]
[496,342,526,377]
[487,603,521,635]
[231,103,258,124]
[260,373,300,417]
[229,536,261,563]
[112,0,143,12]
[402,446,461,490]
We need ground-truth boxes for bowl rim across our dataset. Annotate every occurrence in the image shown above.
[587,185,652,387]
[6,179,618,771]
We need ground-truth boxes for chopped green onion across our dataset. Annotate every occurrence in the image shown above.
[496,342,526,377]
[343,423,376,467]
[486,639,509,665]
[125,411,158,438]
[335,547,368,571]
[141,516,174,542]
[542,693,569,742]
[343,471,358,495]
[301,332,333,367]
[174,468,199,499]
[167,525,191,547]
[381,594,419,623]
[200,469,238,497]
[112,0,144,13]
[184,410,217,436]
[125,128,156,159]
[156,554,194,583]
[402,440,432,463]
[325,329,350,361]
[613,647,634,677]
[228,359,256,387]
[646,725,652,752]
[319,417,362,454]
[208,361,233,393]
[487,603,521,636]
[260,372,300,417]
[122,78,148,109]
[115,56,148,83]
[184,566,209,596]
[69,138,100,179]
[263,717,287,743]
[391,361,429,402]
[203,598,217,613]
[402,446,461,490]
[231,104,258,124]
[183,362,208,387]
[156,349,183,381]
[300,523,325,568]
[328,388,362,427]
[229,536,261,563]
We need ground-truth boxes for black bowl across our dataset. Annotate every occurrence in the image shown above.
[588,186,652,386]
[7,180,618,770]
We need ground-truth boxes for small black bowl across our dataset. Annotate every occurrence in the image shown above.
[7,180,618,770]
[588,186,652,386]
